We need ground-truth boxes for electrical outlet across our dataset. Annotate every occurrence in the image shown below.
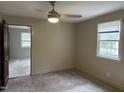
[106,72,110,77]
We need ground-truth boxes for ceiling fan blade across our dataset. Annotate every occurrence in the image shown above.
[62,14,82,18]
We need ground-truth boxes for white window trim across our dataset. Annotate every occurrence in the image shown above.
[96,20,122,61]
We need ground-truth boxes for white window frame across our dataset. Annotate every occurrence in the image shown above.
[96,20,122,61]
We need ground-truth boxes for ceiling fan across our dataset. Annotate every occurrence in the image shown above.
[48,1,82,23]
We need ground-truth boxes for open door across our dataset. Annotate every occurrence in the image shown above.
[1,20,9,89]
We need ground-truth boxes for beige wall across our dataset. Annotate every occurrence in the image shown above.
[3,15,77,75]
[77,10,124,90]
[9,28,31,59]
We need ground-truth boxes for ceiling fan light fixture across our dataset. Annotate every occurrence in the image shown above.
[48,15,60,23]
[48,17,59,23]
[48,9,60,23]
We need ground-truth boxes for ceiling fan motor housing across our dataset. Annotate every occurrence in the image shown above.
[48,9,61,19]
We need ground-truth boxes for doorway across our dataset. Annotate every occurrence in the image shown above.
[8,25,32,78]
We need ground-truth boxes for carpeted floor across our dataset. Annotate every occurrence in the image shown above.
[9,58,31,78]
[4,69,119,92]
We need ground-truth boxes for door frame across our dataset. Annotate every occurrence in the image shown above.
[0,19,9,88]
[8,24,32,78]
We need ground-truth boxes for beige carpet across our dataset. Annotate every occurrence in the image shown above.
[9,58,31,78]
[4,69,119,92]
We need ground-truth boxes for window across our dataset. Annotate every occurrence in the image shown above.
[97,20,121,60]
[21,32,31,48]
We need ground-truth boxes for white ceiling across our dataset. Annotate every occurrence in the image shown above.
[0,1,124,23]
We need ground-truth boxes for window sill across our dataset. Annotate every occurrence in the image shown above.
[96,55,120,62]
[21,46,31,48]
